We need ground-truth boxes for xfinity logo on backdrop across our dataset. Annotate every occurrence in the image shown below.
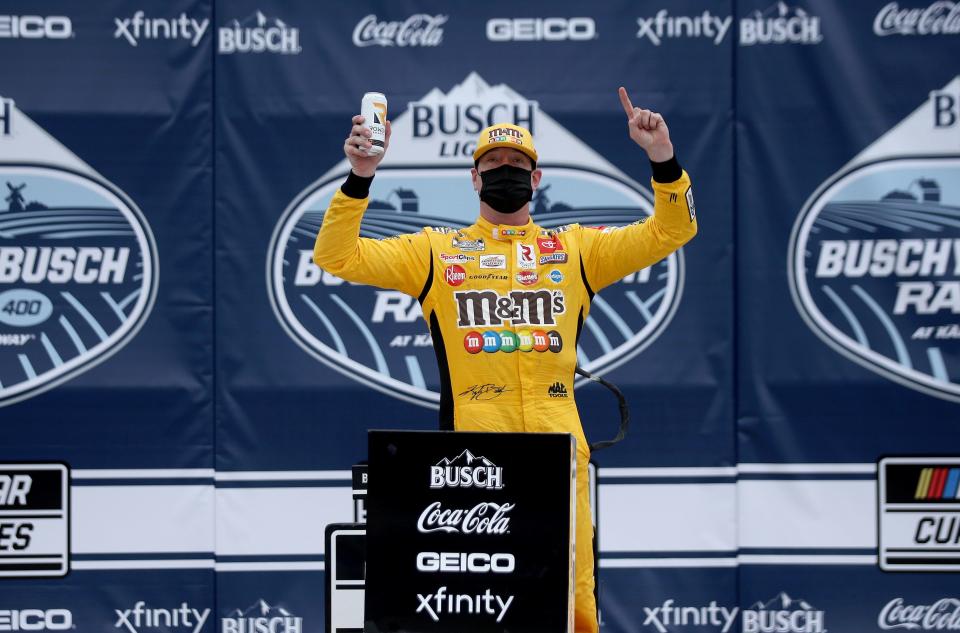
[0,15,72,39]
[874,2,960,36]
[486,17,597,41]
[0,610,73,631]
[220,600,302,633]
[642,600,738,633]
[636,3,821,46]
[114,602,209,633]
[879,598,960,630]
[430,449,503,489]
[114,12,209,47]
[352,14,447,47]
[218,11,300,55]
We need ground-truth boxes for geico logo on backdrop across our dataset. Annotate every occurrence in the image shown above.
[789,78,960,402]
[741,593,826,633]
[0,103,157,409]
[114,602,210,633]
[218,11,300,55]
[0,16,72,39]
[114,12,209,47]
[879,598,960,630]
[739,2,822,45]
[416,586,514,623]
[0,610,73,631]
[269,73,684,410]
[874,2,960,36]
[352,14,447,47]
[641,599,739,632]
[430,449,503,489]
[417,501,514,535]
[220,600,302,633]
[416,552,515,573]
[486,17,596,41]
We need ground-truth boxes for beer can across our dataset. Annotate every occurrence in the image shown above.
[360,92,388,156]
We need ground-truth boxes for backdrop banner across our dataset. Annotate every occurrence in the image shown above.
[0,0,957,631]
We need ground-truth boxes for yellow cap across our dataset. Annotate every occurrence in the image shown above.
[473,123,538,164]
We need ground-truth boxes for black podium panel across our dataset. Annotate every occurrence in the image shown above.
[365,430,575,633]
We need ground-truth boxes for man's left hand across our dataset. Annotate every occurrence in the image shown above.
[618,86,674,163]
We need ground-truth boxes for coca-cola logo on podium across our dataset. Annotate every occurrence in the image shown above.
[417,501,514,535]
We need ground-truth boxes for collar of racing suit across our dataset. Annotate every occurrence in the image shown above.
[475,215,536,241]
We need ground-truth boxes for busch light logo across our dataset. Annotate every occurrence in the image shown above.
[790,77,960,402]
[0,101,157,408]
[742,593,826,633]
[352,14,447,47]
[740,2,823,45]
[220,600,302,633]
[218,11,300,55]
[430,449,503,490]
[268,73,685,408]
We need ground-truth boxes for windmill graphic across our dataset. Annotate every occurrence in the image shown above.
[5,182,25,213]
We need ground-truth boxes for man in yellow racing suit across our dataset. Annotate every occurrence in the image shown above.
[314,87,697,633]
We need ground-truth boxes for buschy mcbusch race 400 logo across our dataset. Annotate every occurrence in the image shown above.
[789,77,960,402]
[0,98,157,407]
[268,73,686,408]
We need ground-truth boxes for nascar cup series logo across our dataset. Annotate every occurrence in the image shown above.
[789,77,960,402]
[268,73,685,408]
[0,98,157,407]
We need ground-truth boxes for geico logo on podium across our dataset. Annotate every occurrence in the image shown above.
[0,100,157,408]
[879,598,960,630]
[486,17,596,41]
[417,551,515,573]
[742,593,826,633]
[0,610,73,631]
[417,501,514,535]
[0,16,72,39]
[789,76,960,402]
[114,602,210,633]
[220,600,302,633]
[430,449,503,489]
[270,73,684,410]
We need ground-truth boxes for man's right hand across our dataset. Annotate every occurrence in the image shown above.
[344,114,391,178]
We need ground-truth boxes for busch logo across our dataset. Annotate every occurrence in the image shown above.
[114,602,210,633]
[790,78,960,402]
[486,17,596,42]
[417,501,514,535]
[636,10,733,45]
[218,11,300,55]
[114,12,209,47]
[0,104,157,408]
[269,73,684,409]
[874,2,960,36]
[0,16,72,39]
[879,598,960,630]
[430,450,503,490]
[352,14,447,47]
[220,600,301,633]
[0,610,72,631]
[454,289,565,328]
[740,3,823,45]
[742,593,826,633]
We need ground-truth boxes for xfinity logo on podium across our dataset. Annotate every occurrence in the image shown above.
[416,551,515,573]
[430,449,503,489]
[415,586,514,623]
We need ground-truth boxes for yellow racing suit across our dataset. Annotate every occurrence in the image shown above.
[314,162,697,633]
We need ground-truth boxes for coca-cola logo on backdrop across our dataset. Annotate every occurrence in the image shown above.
[352,14,447,47]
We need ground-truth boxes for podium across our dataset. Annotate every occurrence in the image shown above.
[327,430,577,633]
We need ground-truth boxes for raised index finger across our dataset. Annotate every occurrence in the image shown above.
[618,86,635,118]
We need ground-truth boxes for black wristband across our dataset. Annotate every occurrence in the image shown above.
[341,171,374,199]
[650,155,683,184]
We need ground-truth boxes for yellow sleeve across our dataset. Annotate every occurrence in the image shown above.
[313,189,432,297]
[581,170,698,292]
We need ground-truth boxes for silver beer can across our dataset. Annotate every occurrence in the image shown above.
[360,92,387,156]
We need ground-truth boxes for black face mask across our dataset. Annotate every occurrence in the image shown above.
[479,164,533,214]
